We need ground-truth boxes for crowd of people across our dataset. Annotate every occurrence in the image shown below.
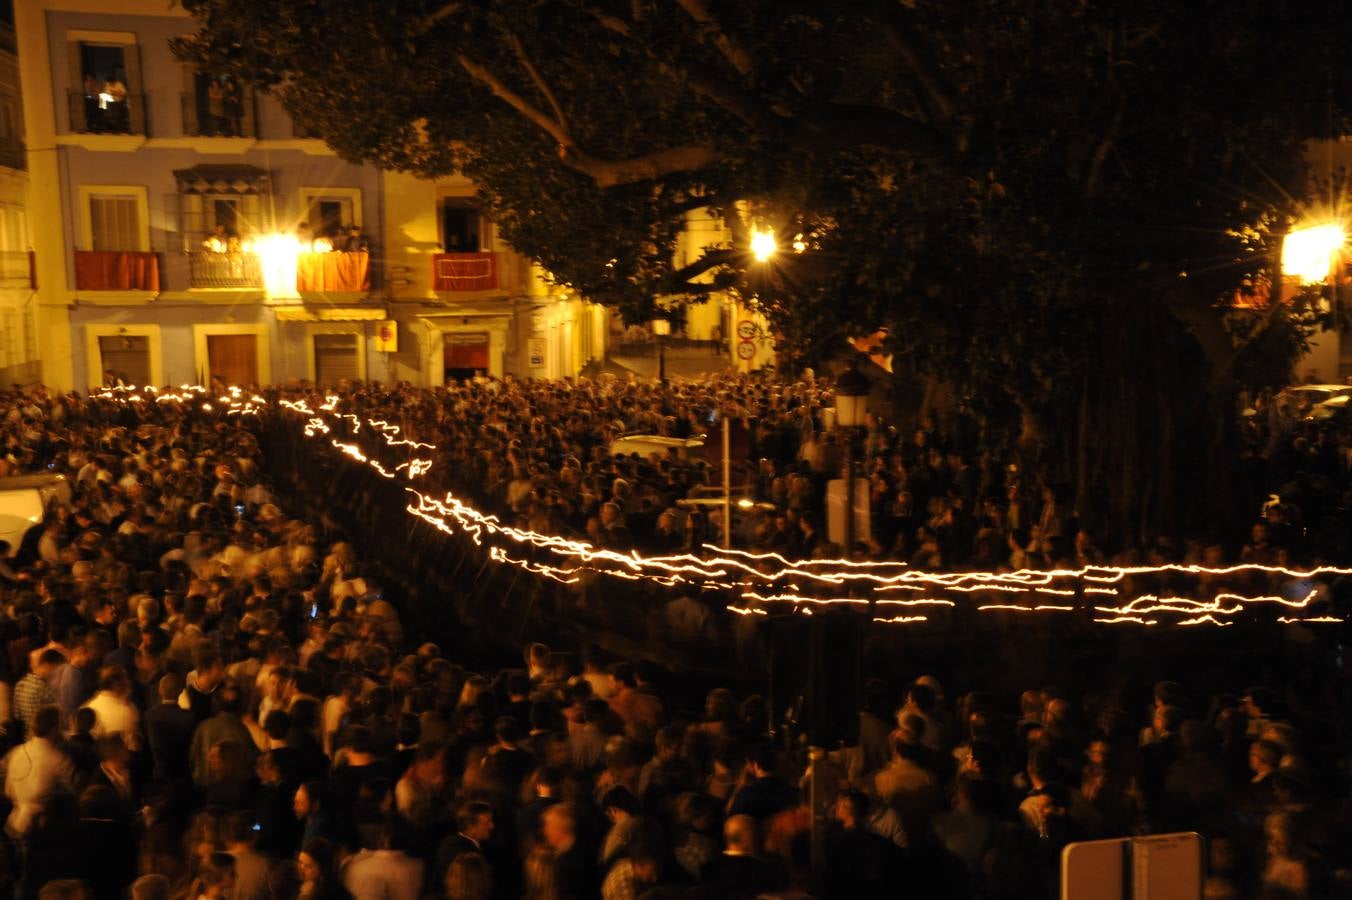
[0,375,1343,900]
[320,373,1340,577]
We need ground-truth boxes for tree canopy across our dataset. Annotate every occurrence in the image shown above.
[178,0,1352,540]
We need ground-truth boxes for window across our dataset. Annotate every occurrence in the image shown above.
[300,189,362,244]
[0,203,27,253]
[79,186,149,251]
[69,37,143,135]
[440,201,482,252]
[87,194,141,251]
[183,71,253,137]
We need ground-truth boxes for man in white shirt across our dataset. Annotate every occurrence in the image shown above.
[342,819,423,900]
[4,706,73,836]
[83,665,141,751]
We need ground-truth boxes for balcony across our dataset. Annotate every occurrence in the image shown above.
[74,250,159,292]
[181,90,257,139]
[0,251,34,289]
[297,251,371,292]
[432,252,498,291]
[0,144,26,172]
[187,251,262,289]
[68,90,147,136]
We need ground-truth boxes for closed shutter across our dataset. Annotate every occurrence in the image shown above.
[179,194,203,250]
[240,194,262,237]
[123,43,144,134]
[67,42,86,132]
[98,335,151,386]
[241,84,257,138]
[181,66,198,136]
[313,333,359,386]
[89,195,140,250]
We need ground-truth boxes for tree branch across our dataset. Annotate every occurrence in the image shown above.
[875,10,957,123]
[458,50,722,187]
[422,3,460,31]
[505,32,572,143]
[793,103,946,156]
[674,0,754,78]
[671,247,740,283]
[1085,100,1125,197]
[561,144,724,189]
[456,52,572,147]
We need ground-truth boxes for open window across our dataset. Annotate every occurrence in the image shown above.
[440,199,483,252]
[68,36,144,134]
[182,70,255,138]
[174,165,270,251]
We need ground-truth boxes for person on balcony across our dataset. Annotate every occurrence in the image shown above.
[104,72,128,132]
[207,79,226,136]
[203,225,228,254]
[224,78,243,136]
[342,226,368,253]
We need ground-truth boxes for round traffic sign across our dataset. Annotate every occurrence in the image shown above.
[736,340,757,360]
[736,320,758,340]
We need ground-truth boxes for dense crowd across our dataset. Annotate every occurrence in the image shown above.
[0,378,1344,900]
[314,374,1346,573]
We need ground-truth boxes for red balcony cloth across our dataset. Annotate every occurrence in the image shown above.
[432,252,497,291]
[297,251,371,292]
[75,250,159,292]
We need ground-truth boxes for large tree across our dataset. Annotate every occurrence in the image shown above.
[178,0,1352,544]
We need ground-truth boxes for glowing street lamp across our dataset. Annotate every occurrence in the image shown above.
[834,364,871,556]
[1282,223,1346,284]
[650,317,671,383]
[750,227,777,262]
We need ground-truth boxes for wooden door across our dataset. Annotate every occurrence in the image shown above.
[206,334,258,387]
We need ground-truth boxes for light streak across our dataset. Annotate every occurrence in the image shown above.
[96,383,1352,629]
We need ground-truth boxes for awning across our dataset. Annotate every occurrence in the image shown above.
[273,306,387,322]
[173,164,271,195]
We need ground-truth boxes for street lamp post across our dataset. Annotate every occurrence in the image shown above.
[834,365,870,555]
[651,317,671,384]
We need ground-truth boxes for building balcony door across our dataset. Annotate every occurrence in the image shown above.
[443,333,489,382]
[206,334,258,388]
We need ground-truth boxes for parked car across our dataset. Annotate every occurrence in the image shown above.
[1276,384,1352,421]
[0,474,70,556]
[609,434,706,460]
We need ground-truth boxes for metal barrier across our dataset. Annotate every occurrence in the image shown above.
[67,89,148,135]
[187,251,262,289]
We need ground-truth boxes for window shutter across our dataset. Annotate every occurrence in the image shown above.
[98,336,151,386]
[67,42,86,132]
[179,194,203,250]
[181,67,198,137]
[123,43,144,134]
[241,84,256,138]
[313,334,360,386]
[241,193,261,237]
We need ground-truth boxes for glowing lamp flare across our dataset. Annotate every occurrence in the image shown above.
[750,228,777,262]
[1282,223,1346,284]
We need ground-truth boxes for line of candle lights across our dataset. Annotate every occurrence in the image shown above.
[91,385,1348,628]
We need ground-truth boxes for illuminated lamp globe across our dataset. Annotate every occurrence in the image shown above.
[1282,223,1346,284]
[750,228,777,262]
[834,365,871,428]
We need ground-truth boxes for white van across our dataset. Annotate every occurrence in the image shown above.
[608,434,706,461]
[0,475,71,556]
